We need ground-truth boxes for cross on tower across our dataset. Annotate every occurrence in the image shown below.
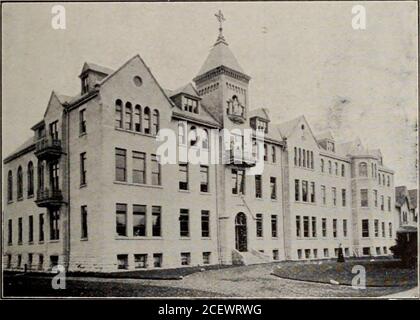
[215,10,225,32]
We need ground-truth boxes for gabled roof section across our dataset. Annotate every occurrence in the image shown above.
[4,136,35,164]
[395,186,410,208]
[249,108,270,122]
[315,130,334,142]
[408,189,418,209]
[276,115,305,139]
[80,62,114,77]
[170,83,200,99]
[43,91,66,118]
[196,37,245,77]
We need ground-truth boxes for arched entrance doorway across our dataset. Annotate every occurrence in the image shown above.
[235,212,247,252]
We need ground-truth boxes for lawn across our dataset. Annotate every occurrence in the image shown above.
[272,258,417,287]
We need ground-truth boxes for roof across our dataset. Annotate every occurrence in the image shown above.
[196,35,245,76]
[249,108,270,121]
[275,116,304,139]
[80,62,114,76]
[408,189,418,209]
[315,130,334,142]
[170,83,200,99]
[4,136,35,164]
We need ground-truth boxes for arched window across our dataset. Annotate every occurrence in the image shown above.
[341,164,345,177]
[134,105,141,132]
[7,170,13,202]
[272,146,276,163]
[202,129,209,149]
[27,161,34,197]
[143,107,151,134]
[125,102,133,130]
[38,161,45,191]
[320,159,324,172]
[17,166,23,199]
[152,109,159,136]
[359,162,368,177]
[115,99,123,128]
[178,122,186,145]
[189,126,198,146]
[382,174,385,185]
[387,176,390,187]
[328,160,332,174]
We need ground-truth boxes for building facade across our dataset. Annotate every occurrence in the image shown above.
[3,21,397,272]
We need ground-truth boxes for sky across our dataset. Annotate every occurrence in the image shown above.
[2,1,418,188]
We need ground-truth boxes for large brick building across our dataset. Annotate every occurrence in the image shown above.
[3,21,396,272]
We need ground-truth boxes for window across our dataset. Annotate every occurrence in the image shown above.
[341,164,345,177]
[271,215,278,238]
[320,159,324,172]
[115,148,127,182]
[295,179,300,201]
[345,248,350,257]
[387,176,390,187]
[180,209,189,237]
[342,189,346,207]
[153,253,163,268]
[179,163,189,190]
[264,144,268,161]
[203,252,211,264]
[376,247,381,255]
[150,206,161,237]
[134,105,142,132]
[133,205,147,236]
[255,175,262,198]
[18,218,23,244]
[151,154,161,186]
[310,151,314,169]
[116,204,127,236]
[152,110,159,135]
[50,162,59,191]
[302,181,308,202]
[332,187,337,206]
[374,190,378,207]
[305,249,310,259]
[297,249,302,259]
[294,147,297,166]
[134,254,147,269]
[313,249,318,259]
[37,161,44,191]
[79,109,86,134]
[256,214,263,238]
[6,254,12,269]
[382,175,385,185]
[178,122,186,145]
[189,126,198,147]
[117,255,128,270]
[381,195,384,211]
[29,215,33,243]
[387,197,391,212]
[362,219,369,237]
[200,166,209,192]
[335,162,338,175]
[382,221,385,238]
[322,218,327,237]
[321,185,326,205]
[296,216,301,237]
[384,247,388,255]
[303,216,309,238]
[38,254,44,270]
[298,148,301,166]
[80,152,87,185]
[359,162,368,177]
[201,210,210,237]
[81,206,88,239]
[181,252,191,266]
[272,146,276,163]
[302,149,306,168]
[17,166,23,199]
[270,177,277,200]
[7,170,13,202]
[27,162,34,197]
[17,255,22,268]
[343,219,348,237]
[49,121,58,140]
[389,223,392,238]
[323,248,329,258]
[328,160,332,174]
[201,129,209,149]
[310,182,315,203]
[333,219,337,238]
[8,220,12,245]
[115,99,123,128]
[363,247,370,256]
[232,169,245,195]
[311,217,317,237]
[125,102,133,130]
[133,151,146,184]
[143,107,151,134]
[39,214,44,242]
[50,210,60,240]
[361,189,368,207]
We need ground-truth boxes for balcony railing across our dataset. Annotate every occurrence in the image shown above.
[35,137,62,160]
[224,149,256,167]
[35,188,63,207]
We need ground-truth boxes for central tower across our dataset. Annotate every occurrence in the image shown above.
[193,10,251,129]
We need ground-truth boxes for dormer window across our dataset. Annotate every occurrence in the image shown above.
[327,141,335,152]
[81,74,89,94]
[183,97,199,114]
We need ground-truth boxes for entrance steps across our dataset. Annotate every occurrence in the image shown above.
[232,249,271,265]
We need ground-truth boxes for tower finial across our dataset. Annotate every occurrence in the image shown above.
[214,9,227,44]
